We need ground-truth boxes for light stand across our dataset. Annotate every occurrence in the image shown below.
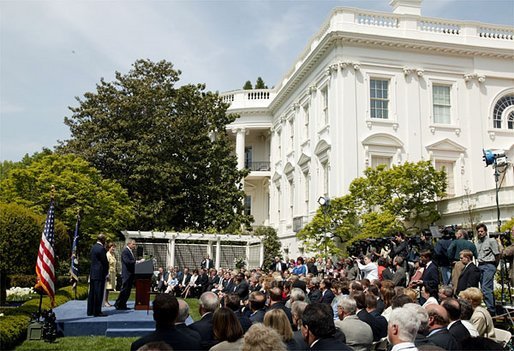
[482,149,513,307]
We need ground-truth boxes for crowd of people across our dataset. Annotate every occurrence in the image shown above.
[126,223,514,351]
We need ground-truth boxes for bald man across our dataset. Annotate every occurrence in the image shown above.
[425,304,459,350]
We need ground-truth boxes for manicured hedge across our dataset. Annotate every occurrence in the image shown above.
[0,284,88,350]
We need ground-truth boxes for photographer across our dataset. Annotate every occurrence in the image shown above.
[389,232,409,268]
[355,254,378,281]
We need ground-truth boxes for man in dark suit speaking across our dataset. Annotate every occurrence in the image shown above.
[115,239,138,310]
[87,234,109,317]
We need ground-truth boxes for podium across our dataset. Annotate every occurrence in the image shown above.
[134,260,154,310]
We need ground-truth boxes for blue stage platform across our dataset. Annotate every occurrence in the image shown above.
[54,300,155,337]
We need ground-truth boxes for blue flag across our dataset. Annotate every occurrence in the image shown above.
[70,215,80,284]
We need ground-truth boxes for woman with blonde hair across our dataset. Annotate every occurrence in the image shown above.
[209,307,244,351]
[104,242,117,307]
[242,323,286,351]
[458,287,496,339]
[263,308,299,350]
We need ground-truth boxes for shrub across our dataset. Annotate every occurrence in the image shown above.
[0,283,88,350]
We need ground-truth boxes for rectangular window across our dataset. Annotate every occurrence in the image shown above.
[435,160,455,196]
[370,79,389,119]
[304,104,309,140]
[289,120,294,149]
[371,156,392,169]
[244,146,252,169]
[433,85,451,124]
[289,180,294,217]
[322,88,329,125]
[244,195,252,216]
[322,162,329,197]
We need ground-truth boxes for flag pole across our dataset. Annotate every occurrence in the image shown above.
[70,208,81,300]
[35,185,57,320]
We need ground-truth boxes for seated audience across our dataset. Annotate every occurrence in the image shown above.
[458,287,496,339]
[301,303,351,350]
[335,297,373,351]
[387,306,420,351]
[131,294,201,351]
[424,304,459,350]
[189,292,220,350]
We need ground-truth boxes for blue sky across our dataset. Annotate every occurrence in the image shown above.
[1,0,513,162]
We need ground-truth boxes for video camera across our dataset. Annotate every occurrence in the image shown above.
[489,230,512,247]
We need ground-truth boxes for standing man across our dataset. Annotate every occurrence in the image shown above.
[87,234,109,317]
[115,239,137,310]
[200,254,213,270]
[476,223,500,315]
[448,229,477,290]
[270,256,287,273]
[455,249,481,295]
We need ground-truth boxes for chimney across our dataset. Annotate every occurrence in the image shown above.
[389,0,422,16]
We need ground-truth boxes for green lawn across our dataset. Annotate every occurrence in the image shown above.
[14,297,201,350]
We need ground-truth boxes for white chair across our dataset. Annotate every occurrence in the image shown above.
[494,327,512,347]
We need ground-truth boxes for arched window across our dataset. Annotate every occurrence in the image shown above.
[493,94,514,129]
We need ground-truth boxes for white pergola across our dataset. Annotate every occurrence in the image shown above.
[122,231,264,269]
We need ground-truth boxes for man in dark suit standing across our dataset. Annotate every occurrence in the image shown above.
[270,256,287,273]
[115,239,137,310]
[188,291,219,350]
[200,254,214,270]
[87,234,109,317]
[301,303,351,351]
[131,294,201,351]
[455,249,481,296]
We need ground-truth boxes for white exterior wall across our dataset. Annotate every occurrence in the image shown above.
[224,4,514,257]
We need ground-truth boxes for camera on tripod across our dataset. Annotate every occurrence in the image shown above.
[489,230,513,247]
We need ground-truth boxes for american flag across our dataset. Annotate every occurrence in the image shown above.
[70,215,80,286]
[35,200,56,307]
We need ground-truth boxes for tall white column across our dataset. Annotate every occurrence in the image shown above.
[215,237,221,269]
[235,128,246,170]
[245,242,250,268]
[169,236,176,268]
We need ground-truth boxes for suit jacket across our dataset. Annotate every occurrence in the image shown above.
[456,262,480,295]
[427,328,460,351]
[448,320,471,345]
[369,310,388,340]
[269,301,294,326]
[310,337,352,351]
[179,273,192,286]
[200,258,214,270]
[188,312,215,350]
[319,289,335,304]
[175,323,201,342]
[421,261,439,291]
[198,273,209,291]
[293,330,310,351]
[249,308,267,323]
[90,242,108,280]
[131,326,202,351]
[270,261,288,272]
[232,280,249,300]
[357,309,381,342]
[121,247,136,281]
[308,289,321,304]
[335,315,373,351]
[392,266,407,287]
[234,310,252,332]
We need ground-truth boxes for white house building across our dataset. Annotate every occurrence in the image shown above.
[223,0,514,257]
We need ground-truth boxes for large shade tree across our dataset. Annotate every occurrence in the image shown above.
[0,152,134,244]
[298,161,447,256]
[60,59,250,231]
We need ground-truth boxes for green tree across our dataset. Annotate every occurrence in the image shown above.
[60,59,250,232]
[255,77,267,89]
[0,148,53,181]
[0,153,134,244]
[254,226,281,270]
[298,161,446,254]
[0,203,68,304]
[242,80,253,90]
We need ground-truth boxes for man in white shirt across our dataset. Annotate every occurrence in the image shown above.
[356,255,378,281]
[388,306,419,351]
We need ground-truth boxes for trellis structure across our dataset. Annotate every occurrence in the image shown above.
[121,231,264,270]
